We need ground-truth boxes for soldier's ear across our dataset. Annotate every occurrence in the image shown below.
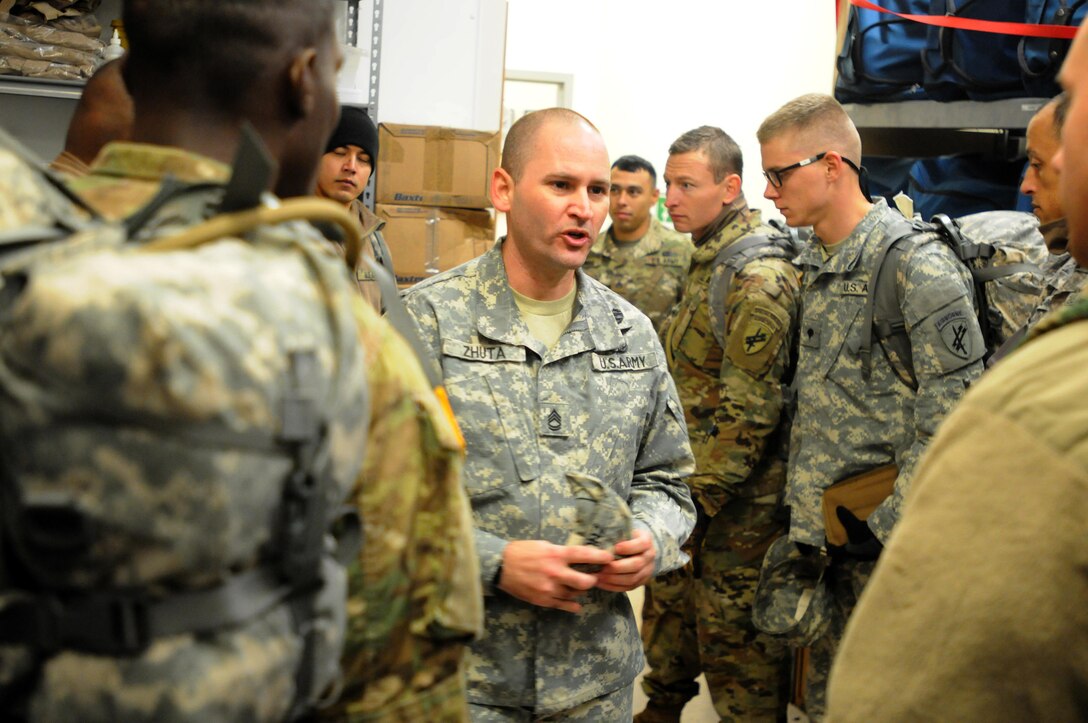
[287,48,319,118]
[491,167,515,213]
[721,173,742,205]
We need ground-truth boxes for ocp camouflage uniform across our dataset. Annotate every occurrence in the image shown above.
[789,198,985,718]
[68,141,483,722]
[324,295,483,723]
[583,217,694,332]
[642,201,799,721]
[402,241,696,716]
[1024,218,1088,328]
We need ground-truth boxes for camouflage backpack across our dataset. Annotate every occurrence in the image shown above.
[706,223,806,349]
[0,130,370,721]
[861,210,1048,387]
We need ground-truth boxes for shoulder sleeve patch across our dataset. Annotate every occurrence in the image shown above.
[724,299,790,378]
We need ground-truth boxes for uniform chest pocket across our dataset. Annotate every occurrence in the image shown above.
[444,367,540,497]
[585,360,655,483]
[670,296,716,369]
[820,301,901,397]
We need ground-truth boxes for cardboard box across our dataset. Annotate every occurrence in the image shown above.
[377,123,500,209]
[378,204,494,286]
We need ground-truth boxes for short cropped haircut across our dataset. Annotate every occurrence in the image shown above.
[668,126,742,183]
[611,155,656,187]
[1050,92,1070,139]
[123,0,334,113]
[501,107,599,181]
[757,93,862,162]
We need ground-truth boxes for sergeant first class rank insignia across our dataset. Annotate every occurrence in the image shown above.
[741,307,783,355]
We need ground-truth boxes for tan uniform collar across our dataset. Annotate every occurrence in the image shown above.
[89,142,231,184]
[692,199,747,247]
[349,197,384,237]
[1040,217,1069,255]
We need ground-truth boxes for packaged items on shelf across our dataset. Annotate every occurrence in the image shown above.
[0,8,104,80]
[377,204,494,286]
[377,123,500,209]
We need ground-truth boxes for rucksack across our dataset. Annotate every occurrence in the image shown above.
[0,131,370,721]
[707,225,806,349]
[1020,0,1088,96]
[922,0,1029,101]
[861,210,1048,388]
[835,0,930,103]
[907,155,1027,220]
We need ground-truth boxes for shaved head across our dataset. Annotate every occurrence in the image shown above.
[123,0,335,114]
[501,108,600,181]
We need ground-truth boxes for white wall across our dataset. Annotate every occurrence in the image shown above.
[378,0,507,130]
[505,0,838,223]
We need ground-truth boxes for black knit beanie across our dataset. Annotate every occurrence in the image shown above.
[325,106,378,164]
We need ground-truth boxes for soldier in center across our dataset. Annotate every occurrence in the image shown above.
[637,126,800,722]
[582,155,694,333]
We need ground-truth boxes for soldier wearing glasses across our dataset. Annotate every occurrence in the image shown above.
[757,94,984,719]
[636,126,799,722]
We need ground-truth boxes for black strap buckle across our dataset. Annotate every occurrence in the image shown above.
[0,590,151,656]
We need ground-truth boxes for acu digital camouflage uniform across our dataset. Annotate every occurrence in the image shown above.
[0,128,87,232]
[642,201,799,720]
[402,240,696,716]
[826,284,1088,722]
[68,141,483,722]
[1024,218,1088,328]
[582,217,693,332]
[0,143,372,722]
[788,198,985,718]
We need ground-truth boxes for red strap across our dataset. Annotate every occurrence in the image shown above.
[850,0,1080,39]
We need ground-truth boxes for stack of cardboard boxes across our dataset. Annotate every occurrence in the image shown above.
[376,123,500,288]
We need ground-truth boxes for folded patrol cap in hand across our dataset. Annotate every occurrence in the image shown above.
[752,536,834,647]
[564,472,633,554]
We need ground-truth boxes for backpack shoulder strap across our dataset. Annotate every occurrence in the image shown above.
[860,216,921,388]
[366,257,466,448]
[707,231,801,349]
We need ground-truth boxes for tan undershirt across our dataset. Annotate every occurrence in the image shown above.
[820,238,846,259]
[511,284,577,350]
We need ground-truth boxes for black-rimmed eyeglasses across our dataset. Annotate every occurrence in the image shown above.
[762,151,864,189]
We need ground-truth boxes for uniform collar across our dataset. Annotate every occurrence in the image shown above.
[88,142,231,184]
[472,239,630,355]
[591,217,667,260]
[350,197,384,236]
[1040,216,1069,255]
[690,200,760,263]
[797,197,888,275]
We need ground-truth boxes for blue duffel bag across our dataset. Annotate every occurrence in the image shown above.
[922,0,1028,101]
[835,0,929,102]
[863,156,916,206]
[1019,0,1087,97]
[907,155,1026,219]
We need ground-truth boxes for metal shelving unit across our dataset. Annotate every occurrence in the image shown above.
[0,0,386,172]
[0,75,84,100]
[843,97,1050,159]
